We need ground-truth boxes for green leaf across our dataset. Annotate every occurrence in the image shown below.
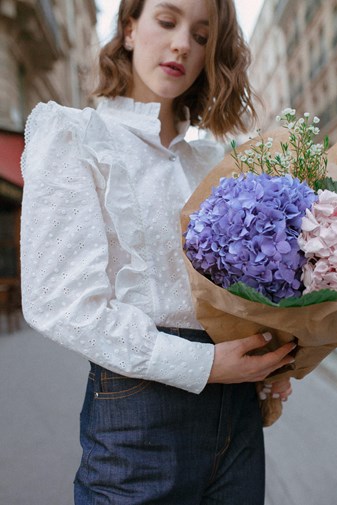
[279,289,337,307]
[313,177,337,192]
[227,282,337,307]
[227,283,277,306]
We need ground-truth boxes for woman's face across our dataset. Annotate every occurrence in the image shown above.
[125,0,209,105]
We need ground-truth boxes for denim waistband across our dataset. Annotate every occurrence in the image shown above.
[156,326,213,344]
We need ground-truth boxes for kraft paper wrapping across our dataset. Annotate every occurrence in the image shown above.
[181,129,337,427]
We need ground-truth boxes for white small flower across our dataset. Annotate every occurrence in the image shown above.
[282,107,293,115]
[276,115,281,122]
[304,112,310,118]
[313,116,320,124]
[288,122,295,129]
[310,143,322,155]
[255,141,262,147]
[266,141,273,148]
[245,149,254,156]
[314,127,320,135]
[298,118,305,124]
[240,155,247,162]
[267,137,273,142]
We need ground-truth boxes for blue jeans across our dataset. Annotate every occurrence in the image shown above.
[74,336,265,504]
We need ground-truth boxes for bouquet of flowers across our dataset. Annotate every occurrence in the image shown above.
[181,109,337,426]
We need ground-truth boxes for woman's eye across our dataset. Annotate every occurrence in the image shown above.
[194,34,208,46]
[158,19,175,29]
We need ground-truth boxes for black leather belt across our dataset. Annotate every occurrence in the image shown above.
[156,326,212,344]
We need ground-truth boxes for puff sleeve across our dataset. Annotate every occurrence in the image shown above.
[20,102,215,393]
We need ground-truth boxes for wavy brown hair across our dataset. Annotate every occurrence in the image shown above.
[94,0,257,138]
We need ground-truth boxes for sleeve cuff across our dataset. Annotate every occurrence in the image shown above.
[146,331,215,394]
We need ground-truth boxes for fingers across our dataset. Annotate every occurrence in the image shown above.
[271,378,293,401]
[257,341,296,371]
[238,332,295,367]
[238,331,273,354]
[259,378,293,402]
[241,342,295,383]
[208,333,296,385]
[270,378,291,394]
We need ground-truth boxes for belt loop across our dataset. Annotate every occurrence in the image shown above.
[90,361,102,382]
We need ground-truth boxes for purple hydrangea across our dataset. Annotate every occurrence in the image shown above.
[184,173,318,303]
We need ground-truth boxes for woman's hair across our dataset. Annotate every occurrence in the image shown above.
[94,0,257,138]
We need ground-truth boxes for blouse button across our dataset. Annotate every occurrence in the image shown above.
[169,154,176,162]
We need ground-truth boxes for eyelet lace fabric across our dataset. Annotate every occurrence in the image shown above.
[21,98,224,393]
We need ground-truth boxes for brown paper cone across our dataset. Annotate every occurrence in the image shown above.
[181,127,337,427]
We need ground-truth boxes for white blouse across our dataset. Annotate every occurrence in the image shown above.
[21,97,224,393]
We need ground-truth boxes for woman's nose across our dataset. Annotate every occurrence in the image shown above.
[171,28,191,56]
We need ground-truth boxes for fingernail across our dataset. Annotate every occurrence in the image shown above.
[262,332,272,342]
[262,387,271,394]
[272,393,280,399]
[264,383,272,389]
[288,358,295,364]
[259,392,267,400]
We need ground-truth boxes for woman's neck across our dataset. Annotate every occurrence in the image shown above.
[158,101,178,149]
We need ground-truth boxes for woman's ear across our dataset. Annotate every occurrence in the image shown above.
[124,18,137,51]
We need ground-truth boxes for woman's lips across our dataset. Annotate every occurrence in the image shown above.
[160,62,186,77]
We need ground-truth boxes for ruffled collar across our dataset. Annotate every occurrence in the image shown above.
[96,96,190,144]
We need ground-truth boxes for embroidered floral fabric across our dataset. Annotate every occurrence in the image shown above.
[21,98,223,393]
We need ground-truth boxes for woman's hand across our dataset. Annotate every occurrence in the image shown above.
[208,332,296,385]
[259,377,293,402]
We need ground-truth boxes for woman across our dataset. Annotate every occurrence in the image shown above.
[21,0,293,503]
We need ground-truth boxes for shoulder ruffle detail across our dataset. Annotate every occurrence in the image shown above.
[21,101,93,178]
[21,100,124,188]
[23,101,91,146]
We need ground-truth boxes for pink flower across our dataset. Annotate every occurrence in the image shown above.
[298,190,337,293]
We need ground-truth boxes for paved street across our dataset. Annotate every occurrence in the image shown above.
[0,319,337,505]
[0,319,88,505]
[264,359,337,505]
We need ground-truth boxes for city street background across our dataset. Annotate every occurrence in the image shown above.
[0,320,336,505]
[1,1,337,504]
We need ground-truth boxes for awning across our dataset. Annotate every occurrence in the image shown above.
[0,131,24,188]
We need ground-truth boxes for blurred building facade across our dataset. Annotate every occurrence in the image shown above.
[249,0,337,366]
[249,0,337,145]
[0,0,98,329]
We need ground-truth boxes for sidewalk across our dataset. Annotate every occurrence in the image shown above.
[0,321,337,504]
[265,355,337,505]
[0,320,88,505]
